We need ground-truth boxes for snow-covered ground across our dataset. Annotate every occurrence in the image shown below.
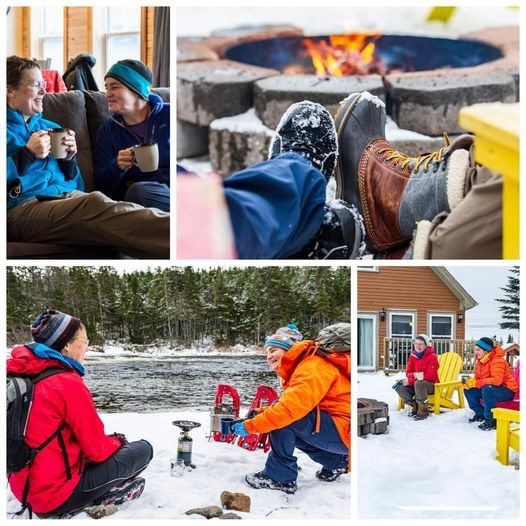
[357,372,520,519]
[7,409,350,520]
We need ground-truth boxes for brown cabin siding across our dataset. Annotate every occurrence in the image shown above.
[358,267,466,368]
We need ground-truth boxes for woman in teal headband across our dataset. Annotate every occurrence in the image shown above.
[93,59,170,212]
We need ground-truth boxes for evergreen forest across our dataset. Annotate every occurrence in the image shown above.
[7,266,350,347]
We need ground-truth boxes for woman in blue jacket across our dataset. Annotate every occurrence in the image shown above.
[93,60,170,211]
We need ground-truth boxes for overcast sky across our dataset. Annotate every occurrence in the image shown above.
[447,266,519,344]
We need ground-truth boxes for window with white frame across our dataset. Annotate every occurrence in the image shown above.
[105,7,141,71]
[39,7,63,71]
[388,312,414,369]
[389,312,415,338]
[429,314,454,340]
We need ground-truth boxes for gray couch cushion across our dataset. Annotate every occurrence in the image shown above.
[83,90,112,151]
[43,90,94,190]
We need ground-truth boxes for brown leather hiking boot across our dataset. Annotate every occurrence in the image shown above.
[334,91,473,253]
[414,403,429,421]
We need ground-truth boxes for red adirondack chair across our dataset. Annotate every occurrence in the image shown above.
[495,360,520,410]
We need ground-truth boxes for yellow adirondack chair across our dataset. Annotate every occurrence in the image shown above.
[397,351,465,415]
[492,407,520,466]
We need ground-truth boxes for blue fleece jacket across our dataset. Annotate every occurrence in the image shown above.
[92,92,170,201]
[7,107,84,209]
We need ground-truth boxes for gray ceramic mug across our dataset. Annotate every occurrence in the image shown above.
[48,128,70,159]
[132,143,159,172]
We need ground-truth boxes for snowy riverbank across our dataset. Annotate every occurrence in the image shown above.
[7,410,350,520]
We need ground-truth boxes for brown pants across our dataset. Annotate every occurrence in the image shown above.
[396,380,435,405]
[7,191,169,259]
[427,165,502,259]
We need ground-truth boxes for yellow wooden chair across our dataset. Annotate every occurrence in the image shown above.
[397,352,465,415]
[492,407,520,466]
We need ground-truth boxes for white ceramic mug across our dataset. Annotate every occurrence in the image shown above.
[414,371,424,381]
[132,143,159,172]
[48,128,70,159]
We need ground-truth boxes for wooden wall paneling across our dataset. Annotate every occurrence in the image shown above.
[141,6,155,68]
[63,7,93,70]
[19,7,31,58]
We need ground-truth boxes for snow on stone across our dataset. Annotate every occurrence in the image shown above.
[210,108,273,136]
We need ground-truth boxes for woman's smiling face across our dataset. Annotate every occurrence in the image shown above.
[7,67,46,118]
[266,345,286,372]
[105,77,141,115]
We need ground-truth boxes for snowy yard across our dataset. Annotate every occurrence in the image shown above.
[8,410,350,520]
[358,372,519,519]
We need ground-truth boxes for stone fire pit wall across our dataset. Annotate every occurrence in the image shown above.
[177,26,519,177]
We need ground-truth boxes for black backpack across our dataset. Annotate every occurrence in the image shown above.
[7,366,67,475]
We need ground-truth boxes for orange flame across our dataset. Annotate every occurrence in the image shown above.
[303,33,384,76]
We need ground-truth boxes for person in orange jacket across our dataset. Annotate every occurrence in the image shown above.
[232,324,350,494]
[462,337,519,430]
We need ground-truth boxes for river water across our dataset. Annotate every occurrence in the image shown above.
[83,354,279,413]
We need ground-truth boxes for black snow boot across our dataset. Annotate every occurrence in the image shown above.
[478,418,497,431]
[269,100,338,181]
[288,200,365,259]
[245,471,297,494]
[468,414,485,423]
[93,477,146,506]
[315,466,349,482]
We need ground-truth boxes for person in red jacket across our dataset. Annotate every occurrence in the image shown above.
[394,334,439,421]
[7,309,153,517]
[232,324,350,494]
[462,337,519,430]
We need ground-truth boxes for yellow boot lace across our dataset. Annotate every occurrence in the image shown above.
[377,132,451,172]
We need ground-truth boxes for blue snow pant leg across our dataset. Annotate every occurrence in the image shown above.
[464,385,515,419]
[223,152,326,259]
[124,181,170,212]
[262,409,348,484]
[47,440,153,515]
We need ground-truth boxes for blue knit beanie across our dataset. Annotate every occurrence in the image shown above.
[475,337,493,352]
[105,59,152,100]
[31,309,81,352]
[264,324,303,351]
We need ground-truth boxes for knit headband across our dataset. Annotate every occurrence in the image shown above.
[105,62,151,100]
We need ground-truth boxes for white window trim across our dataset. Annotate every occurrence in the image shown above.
[428,312,455,340]
[357,313,377,371]
[388,311,416,338]
[358,266,379,272]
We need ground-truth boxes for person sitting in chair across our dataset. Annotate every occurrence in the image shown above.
[462,337,518,430]
[394,334,439,421]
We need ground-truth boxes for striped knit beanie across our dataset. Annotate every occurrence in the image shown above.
[105,59,152,100]
[475,337,493,352]
[30,309,81,352]
[264,324,303,352]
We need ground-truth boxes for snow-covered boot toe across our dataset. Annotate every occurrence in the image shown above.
[269,100,338,182]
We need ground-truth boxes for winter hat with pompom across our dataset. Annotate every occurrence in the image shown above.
[264,324,303,352]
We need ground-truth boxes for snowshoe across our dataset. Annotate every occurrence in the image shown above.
[245,471,297,494]
[237,385,278,452]
[210,384,240,443]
